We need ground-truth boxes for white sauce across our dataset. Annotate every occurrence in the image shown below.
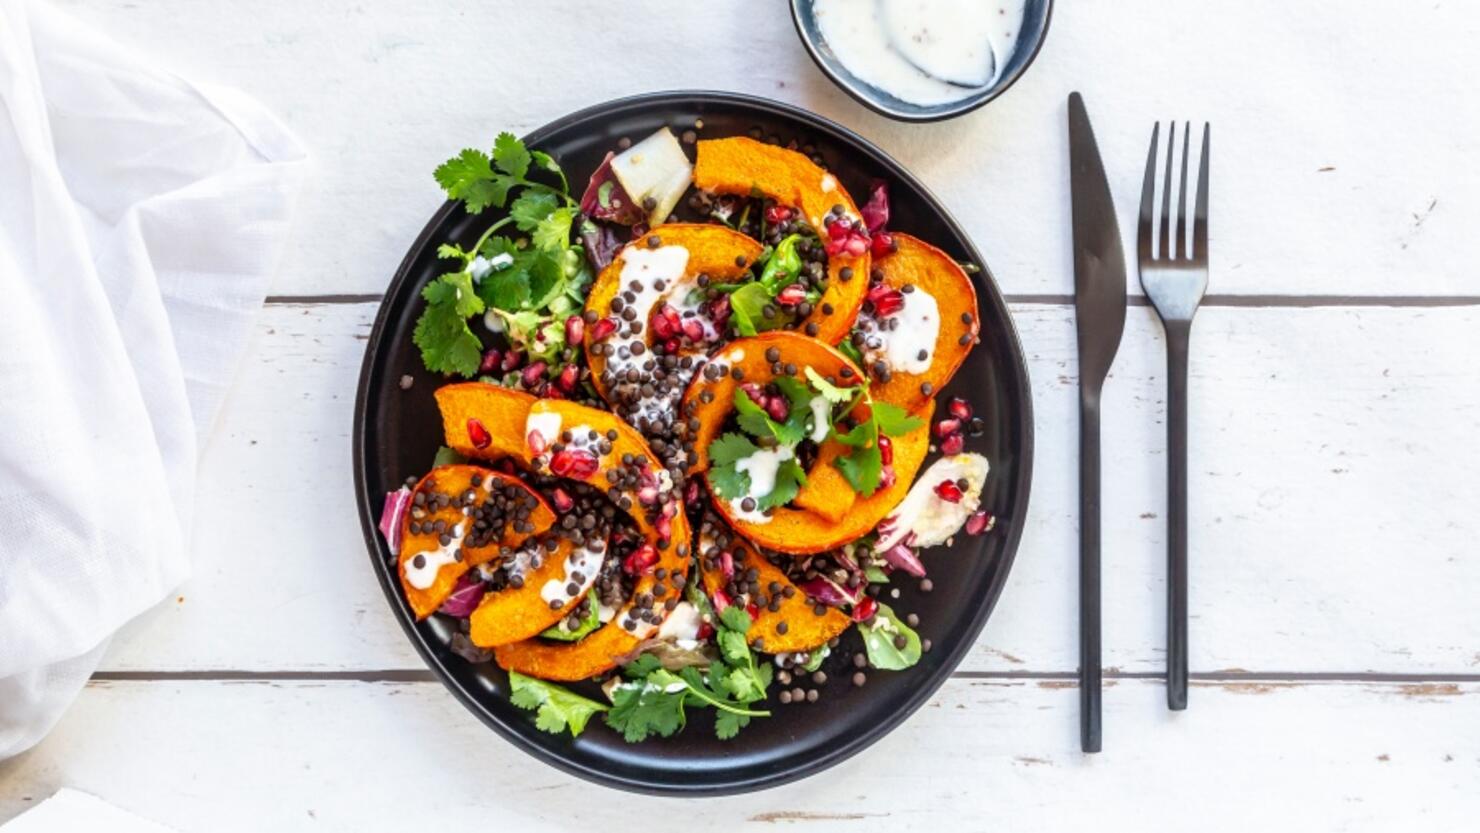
[525,411,562,448]
[469,251,513,282]
[876,453,990,550]
[866,287,940,375]
[404,521,466,590]
[821,173,838,193]
[603,246,711,423]
[813,0,1027,106]
[728,444,795,525]
[538,541,606,605]
[808,396,833,443]
[655,602,703,642]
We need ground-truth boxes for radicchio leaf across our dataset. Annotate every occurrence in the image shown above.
[861,180,890,234]
[379,488,411,555]
[438,574,487,617]
[578,151,644,225]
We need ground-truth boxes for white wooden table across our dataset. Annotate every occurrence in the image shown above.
[4,1,1479,828]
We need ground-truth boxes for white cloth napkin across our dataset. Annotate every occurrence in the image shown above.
[1,789,178,833]
[0,0,306,758]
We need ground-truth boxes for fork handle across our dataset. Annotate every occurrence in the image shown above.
[1166,320,1192,710]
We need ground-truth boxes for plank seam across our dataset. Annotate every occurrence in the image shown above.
[263,293,1480,308]
[90,670,1480,684]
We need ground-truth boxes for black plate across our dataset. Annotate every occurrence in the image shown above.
[354,90,1034,796]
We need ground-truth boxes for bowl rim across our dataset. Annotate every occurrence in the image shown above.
[788,0,1056,122]
[353,89,1036,795]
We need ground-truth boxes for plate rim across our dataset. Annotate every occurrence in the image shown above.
[352,89,1035,796]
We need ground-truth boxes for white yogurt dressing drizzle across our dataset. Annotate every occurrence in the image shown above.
[876,453,990,550]
[808,396,833,444]
[404,521,467,590]
[525,411,562,448]
[813,0,1027,106]
[863,286,940,375]
[538,540,607,606]
[603,245,714,425]
[728,444,795,525]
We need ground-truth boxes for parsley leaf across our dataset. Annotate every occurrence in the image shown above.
[858,603,923,671]
[413,284,483,376]
[492,131,531,179]
[509,190,558,232]
[709,432,760,466]
[834,441,883,496]
[732,388,804,445]
[871,401,924,436]
[532,207,575,253]
[507,671,608,737]
[708,461,751,502]
[804,366,857,405]
[756,458,806,511]
[606,674,688,742]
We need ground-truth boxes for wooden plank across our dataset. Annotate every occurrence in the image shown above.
[2,678,1475,830]
[99,302,1480,673]
[57,0,1480,297]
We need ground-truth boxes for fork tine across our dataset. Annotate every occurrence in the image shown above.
[1159,121,1174,259]
[1193,123,1210,262]
[1138,122,1159,264]
[1175,122,1190,260]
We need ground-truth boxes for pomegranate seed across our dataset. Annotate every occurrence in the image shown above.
[590,317,618,342]
[940,432,965,455]
[867,284,905,317]
[844,234,869,257]
[500,349,524,372]
[557,363,580,392]
[623,544,658,575]
[526,429,547,455]
[740,382,766,405]
[542,386,564,400]
[870,230,896,258]
[651,304,682,339]
[965,510,996,536]
[712,588,733,613]
[696,621,716,640]
[549,449,599,479]
[823,236,847,257]
[478,348,502,374]
[765,396,789,422]
[934,479,964,503]
[826,219,851,240]
[708,294,731,326]
[684,478,701,506]
[655,513,673,542]
[948,397,973,421]
[495,458,518,475]
[764,204,793,225]
[877,465,896,491]
[520,361,547,388]
[775,284,807,306]
[851,595,878,623]
[637,484,659,506]
[746,601,760,621]
[877,435,894,466]
[934,418,962,439]
[564,315,585,345]
[663,337,682,354]
[467,418,491,449]
[550,488,574,513]
[719,549,735,580]
[681,317,705,343]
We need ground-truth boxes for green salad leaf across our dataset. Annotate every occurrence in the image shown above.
[858,603,922,671]
[508,671,608,737]
[539,589,601,642]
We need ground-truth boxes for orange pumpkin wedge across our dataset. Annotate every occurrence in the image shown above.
[865,234,982,412]
[469,533,607,648]
[694,137,869,344]
[698,531,850,653]
[682,332,864,527]
[584,224,762,406]
[493,401,692,681]
[435,383,538,463]
[699,394,934,556]
[398,465,554,620]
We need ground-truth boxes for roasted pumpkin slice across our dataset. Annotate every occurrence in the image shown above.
[863,233,981,412]
[468,533,607,648]
[694,137,870,344]
[584,223,762,408]
[683,332,864,528]
[493,401,692,681]
[398,465,554,620]
[435,383,538,463]
[698,531,850,653]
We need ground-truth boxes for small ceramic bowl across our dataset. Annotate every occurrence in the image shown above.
[791,0,1054,122]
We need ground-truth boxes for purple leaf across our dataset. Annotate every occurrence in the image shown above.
[438,574,487,618]
[378,488,411,555]
[880,541,927,578]
[795,576,864,608]
[579,220,622,272]
[578,151,644,226]
[861,180,890,234]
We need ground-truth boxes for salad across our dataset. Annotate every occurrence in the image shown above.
[380,125,995,742]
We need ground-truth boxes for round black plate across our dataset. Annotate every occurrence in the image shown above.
[354,91,1034,796]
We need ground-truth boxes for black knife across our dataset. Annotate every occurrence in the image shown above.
[1068,92,1127,754]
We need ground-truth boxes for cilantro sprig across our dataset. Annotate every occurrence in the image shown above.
[508,671,609,737]
[717,234,820,336]
[414,133,592,377]
[804,368,922,497]
[605,606,773,742]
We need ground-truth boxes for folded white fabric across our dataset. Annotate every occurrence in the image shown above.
[0,0,306,758]
[0,789,178,832]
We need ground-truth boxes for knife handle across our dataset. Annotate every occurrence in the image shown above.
[1079,396,1103,753]
[1166,321,1192,710]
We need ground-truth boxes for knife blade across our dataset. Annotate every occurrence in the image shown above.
[1068,91,1126,754]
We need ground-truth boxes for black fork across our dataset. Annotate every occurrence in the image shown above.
[1137,121,1210,711]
